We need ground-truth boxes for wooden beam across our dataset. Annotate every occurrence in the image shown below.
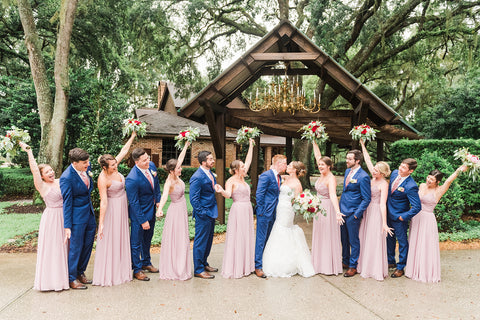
[215,112,226,224]
[377,139,384,161]
[250,52,320,61]
[251,135,260,204]
[260,68,317,76]
[286,137,293,163]
[200,99,224,159]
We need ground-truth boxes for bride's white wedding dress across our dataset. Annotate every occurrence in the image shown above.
[262,185,316,278]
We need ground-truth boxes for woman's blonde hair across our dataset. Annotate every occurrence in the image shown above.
[376,161,391,177]
[229,160,243,175]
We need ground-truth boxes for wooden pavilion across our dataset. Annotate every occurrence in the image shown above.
[179,20,420,223]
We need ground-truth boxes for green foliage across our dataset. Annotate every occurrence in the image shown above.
[0,167,35,197]
[0,213,42,245]
[439,220,480,242]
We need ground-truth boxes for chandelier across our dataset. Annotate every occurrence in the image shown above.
[246,68,321,115]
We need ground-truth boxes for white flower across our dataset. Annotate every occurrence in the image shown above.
[88,171,93,178]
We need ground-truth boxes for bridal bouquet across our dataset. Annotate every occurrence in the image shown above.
[174,127,200,150]
[0,126,31,158]
[454,147,480,182]
[122,118,147,138]
[292,189,326,223]
[299,121,328,144]
[235,126,261,145]
[349,124,379,142]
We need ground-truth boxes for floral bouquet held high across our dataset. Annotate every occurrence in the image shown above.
[292,189,326,223]
[236,126,262,145]
[454,147,480,182]
[174,127,200,150]
[299,121,329,144]
[122,118,147,138]
[349,124,379,142]
[0,126,31,159]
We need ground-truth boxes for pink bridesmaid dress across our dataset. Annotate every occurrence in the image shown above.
[312,181,342,275]
[357,186,388,280]
[405,192,441,283]
[34,187,69,291]
[93,174,132,286]
[221,183,255,278]
[159,180,192,280]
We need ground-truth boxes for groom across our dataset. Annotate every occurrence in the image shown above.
[190,150,218,279]
[254,154,287,278]
[126,148,161,281]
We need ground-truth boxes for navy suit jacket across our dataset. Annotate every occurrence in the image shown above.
[189,168,218,219]
[387,169,421,221]
[339,167,371,219]
[60,164,95,229]
[255,169,280,218]
[125,162,161,225]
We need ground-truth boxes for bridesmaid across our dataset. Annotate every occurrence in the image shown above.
[20,142,69,291]
[92,131,136,286]
[215,138,255,278]
[156,141,192,280]
[405,164,467,283]
[311,141,344,275]
[357,139,393,281]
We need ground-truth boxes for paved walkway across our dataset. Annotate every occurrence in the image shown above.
[1,218,480,319]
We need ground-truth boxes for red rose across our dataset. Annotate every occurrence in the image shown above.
[135,121,141,125]
[312,126,318,133]
[307,207,315,213]
[244,129,249,133]
[308,199,312,204]
[300,193,305,198]
[361,129,367,134]
[129,120,133,124]
[181,131,187,137]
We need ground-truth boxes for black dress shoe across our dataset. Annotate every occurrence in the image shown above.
[77,273,92,284]
[204,266,218,273]
[194,271,215,279]
[255,268,267,278]
[69,280,87,289]
[391,269,404,278]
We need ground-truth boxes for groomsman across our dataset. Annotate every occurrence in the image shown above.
[339,150,371,277]
[190,151,218,279]
[254,154,287,278]
[126,148,161,281]
[60,148,95,289]
[387,158,421,278]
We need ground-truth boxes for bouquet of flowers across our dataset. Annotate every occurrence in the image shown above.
[292,189,326,223]
[0,126,31,158]
[349,124,379,142]
[235,126,262,145]
[122,118,147,138]
[174,127,200,150]
[454,147,480,182]
[299,121,329,144]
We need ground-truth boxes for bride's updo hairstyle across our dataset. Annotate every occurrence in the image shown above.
[165,159,178,174]
[229,160,243,175]
[319,156,333,170]
[98,154,115,170]
[291,161,306,177]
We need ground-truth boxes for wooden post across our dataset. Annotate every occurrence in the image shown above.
[251,136,260,204]
[286,136,293,163]
[215,112,226,224]
[326,141,332,157]
[377,139,384,161]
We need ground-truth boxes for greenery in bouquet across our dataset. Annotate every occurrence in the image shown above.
[122,118,147,138]
[299,121,328,144]
[174,127,200,150]
[454,147,480,182]
[292,189,326,223]
[0,126,31,158]
[349,124,379,142]
[235,126,261,145]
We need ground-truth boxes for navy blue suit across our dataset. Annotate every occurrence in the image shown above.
[125,162,161,274]
[386,169,421,270]
[254,169,280,269]
[339,167,371,268]
[189,168,218,274]
[60,164,96,282]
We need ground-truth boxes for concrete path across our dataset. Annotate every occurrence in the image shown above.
[1,218,480,319]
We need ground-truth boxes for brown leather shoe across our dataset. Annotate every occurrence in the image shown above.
[391,269,404,278]
[194,271,215,279]
[388,263,397,269]
[142,265,159,273]
[69,280,87,290]
[77,273,92,284]
[134,271,150,281]
[342,263,349,269]
[255,268,267,278]
[344,268,357,277]
[204,265,218,273]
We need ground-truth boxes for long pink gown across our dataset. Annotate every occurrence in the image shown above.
[405,192,441,283]
[357,186,388,280]
[312,181,342,275]
[159,180,192,280]
[221,183,255,278]
[93,174,132,286]
[34,187,69,291]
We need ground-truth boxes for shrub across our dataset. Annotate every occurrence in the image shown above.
[0,167,35,197]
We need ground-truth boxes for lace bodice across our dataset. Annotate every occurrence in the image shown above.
[370,185,381,204]
[169,180,186,203]
[419,192,437,213]
[43,187,63,208]
[232,183,250,202]
[107,174,126,199]
[314,180,329,198]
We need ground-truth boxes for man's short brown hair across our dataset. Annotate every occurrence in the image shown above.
[69,148,89,163]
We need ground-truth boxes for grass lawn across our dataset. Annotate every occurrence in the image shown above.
[0,213,41,245]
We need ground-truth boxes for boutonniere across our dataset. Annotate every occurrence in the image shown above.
[87,171,93,178]
[397,187,404,192]
[212,172,217,178]
[350,179,357,184]
[150,169,157,177]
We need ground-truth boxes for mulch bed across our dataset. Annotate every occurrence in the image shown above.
[0,231,38,253]
[3,203,44,214]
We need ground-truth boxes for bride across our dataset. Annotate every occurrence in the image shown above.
[263,161,316,278]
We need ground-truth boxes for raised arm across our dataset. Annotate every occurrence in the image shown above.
[97,173,109,240]
[436,165,467,201]
[156,178,172,217]
[176,141,190,170]
[360,140,375,177]
[19,142,45,195]
[115,131,137,163]
[312,140,322,165]
[243,138,255,173]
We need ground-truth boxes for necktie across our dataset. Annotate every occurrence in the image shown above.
[81,172,89,188]
[345,169,354,187]
[391,176,401,194]
[277,174,281,187]
[145,170,153,188]
[207,170,215,188]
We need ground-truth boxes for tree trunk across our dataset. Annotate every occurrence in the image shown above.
[292,138,312,189]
